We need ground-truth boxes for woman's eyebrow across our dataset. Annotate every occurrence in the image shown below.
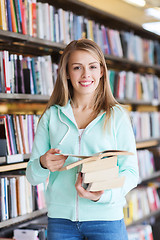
[71,61,99,65]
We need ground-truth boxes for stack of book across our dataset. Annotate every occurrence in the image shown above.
[60,150,133,191]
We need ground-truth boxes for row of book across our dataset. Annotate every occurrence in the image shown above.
[124,185,160,225]
[0,114,39,159]
[108,70,160,103]
[1,111,160,161]
[137,149,155,182]
[0,174,46,221]
[127,224,154,240]
[1,0,160,65]
[0,51,57,94]
[130,111,160,140]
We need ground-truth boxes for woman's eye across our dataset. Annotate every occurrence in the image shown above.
[90,65,97,69]
[73,66,81,70]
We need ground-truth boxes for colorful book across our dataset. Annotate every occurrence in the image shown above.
[10,0,18,32]
[6,0,12,31]
[0,115,12,155]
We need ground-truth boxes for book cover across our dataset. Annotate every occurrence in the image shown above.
[6,0,12,31]
[16,175,27,215]
[86,176,125,192]
[22,58,31,94]
[0,1,3,30]
[8,176,18,218]
[19,115,26,154]
[0,118,8,157]
[82,166,119,184]
[1,0,8,31]
[15,115,24,154]
[20,0,27,34]
[81,155,117,173]
[13,0,22,33]
[17,0,23,33]
[1,177,9,221]
[0,52,5,93]
[101,26,111,55]
[3,51,11,93]
[36,2,44,39]
[0,115,12,155]
[17,55,25,94]
[10,0,18,32]
[31,0,37,37]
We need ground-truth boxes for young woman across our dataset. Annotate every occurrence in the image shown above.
[26,39,139,240]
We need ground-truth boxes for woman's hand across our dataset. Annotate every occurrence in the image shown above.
[75,172,104,202]
[40,148,67,172]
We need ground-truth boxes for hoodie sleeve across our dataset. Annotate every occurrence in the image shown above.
[26,110,50,186]
[98,106,139,204]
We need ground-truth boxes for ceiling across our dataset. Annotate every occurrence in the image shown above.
[78,0,160,27]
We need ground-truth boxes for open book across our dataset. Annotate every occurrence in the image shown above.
[59,150,133,191]
[59,150,133,171]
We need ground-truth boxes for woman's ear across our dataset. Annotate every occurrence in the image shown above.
[100,66,104,78]
[67,74,70,80]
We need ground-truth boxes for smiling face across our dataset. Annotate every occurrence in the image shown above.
[67,50,103,100]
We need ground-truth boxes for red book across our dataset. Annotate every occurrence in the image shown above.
[0,115,12,155]
[2,51,11,93]
[20,0,27,34]
[32,0,37,37]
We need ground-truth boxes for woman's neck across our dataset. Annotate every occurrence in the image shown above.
[71,96,94,111]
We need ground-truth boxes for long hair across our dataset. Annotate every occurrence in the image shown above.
[41,39,118,122]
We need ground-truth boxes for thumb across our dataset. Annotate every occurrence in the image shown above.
[48,148,61,154]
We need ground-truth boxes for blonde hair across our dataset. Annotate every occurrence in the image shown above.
[41,39,118,122]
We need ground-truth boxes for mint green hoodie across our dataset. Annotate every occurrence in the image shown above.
[26,102,139,221]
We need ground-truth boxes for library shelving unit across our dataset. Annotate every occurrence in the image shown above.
[1,0,160,237]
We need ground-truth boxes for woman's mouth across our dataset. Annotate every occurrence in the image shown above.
[79,81,93,87]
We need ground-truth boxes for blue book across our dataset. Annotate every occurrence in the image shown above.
[6,0,12,31]
[31,58,37,94]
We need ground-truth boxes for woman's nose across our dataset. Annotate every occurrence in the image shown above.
[82,68,90,78]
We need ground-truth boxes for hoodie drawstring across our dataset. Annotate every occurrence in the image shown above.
[58,109,70,145]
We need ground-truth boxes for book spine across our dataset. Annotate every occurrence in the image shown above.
[21,0,27,34]
[9,0,16,32]
[31,0,36,37]
[6,0,12,31]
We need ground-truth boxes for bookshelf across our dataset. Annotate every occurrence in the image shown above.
[136,139,160,149]
[0,208,47,229]
[127,208,160,228]
[0,162,27,172]
[1,0,160,237]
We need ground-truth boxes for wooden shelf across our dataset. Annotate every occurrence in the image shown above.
[0,208,47,229]
[139,170,160,184]
[118,99,160,107]
[0,29,65,56]
[0,93,50,102]
[0,162,27,172]
[106,55,160,75]
[126,209,160,227]
[1,29,160,75]
[0,153,30,172]
[136,139,160,149]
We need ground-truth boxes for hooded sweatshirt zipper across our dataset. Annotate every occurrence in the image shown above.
[58,107,83,221]
[58,106,105,221]
[76,130,84,221]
